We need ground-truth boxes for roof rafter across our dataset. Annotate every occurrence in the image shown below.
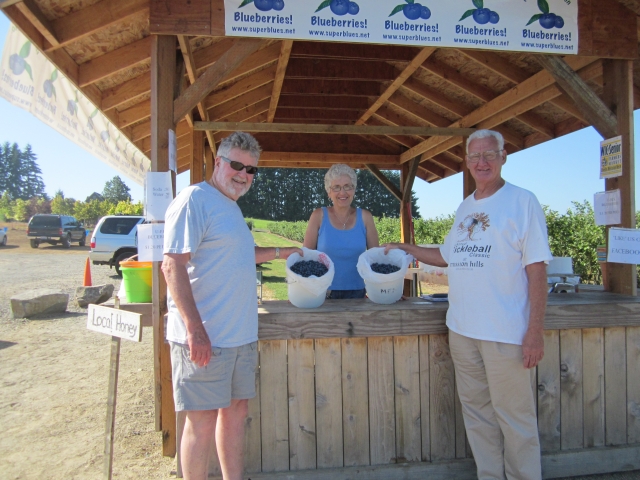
[267,40,293,123]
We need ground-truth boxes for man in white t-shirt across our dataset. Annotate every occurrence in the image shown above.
[162,132,301,480]
[385,129,552,479]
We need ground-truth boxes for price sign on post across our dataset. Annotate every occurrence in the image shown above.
[594,190,621,226]
[137,223,165,261]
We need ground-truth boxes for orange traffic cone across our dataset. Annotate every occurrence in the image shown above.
[83,257,92,286]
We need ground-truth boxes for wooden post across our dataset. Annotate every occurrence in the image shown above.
[204,144,214,182]
[103,336,121,480]
[151,34,177,456]
[461,138,475,199]
[190,128,205,185]
[602,59,636,296]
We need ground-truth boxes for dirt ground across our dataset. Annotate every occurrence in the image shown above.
[1,222,638,480]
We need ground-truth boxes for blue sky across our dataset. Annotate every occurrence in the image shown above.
[0,14,636,219]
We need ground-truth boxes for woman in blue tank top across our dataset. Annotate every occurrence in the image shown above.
[303,164,379,299]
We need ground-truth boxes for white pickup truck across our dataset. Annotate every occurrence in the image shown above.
[89,215,145,277]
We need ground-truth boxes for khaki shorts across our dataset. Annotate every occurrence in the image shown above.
[170,341,258,411]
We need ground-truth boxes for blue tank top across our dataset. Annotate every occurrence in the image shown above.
[317,207,367,290]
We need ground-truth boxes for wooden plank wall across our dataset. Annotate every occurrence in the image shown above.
[196,327,640,476]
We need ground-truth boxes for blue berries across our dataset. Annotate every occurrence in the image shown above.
[251,0,285,12]
[9,54,25,75]
[348,1,359,15]
[290,260,329,278]
[371,263,401,274]
[459,2,499,25]
[43,79,54,98]
[526,3,565,29]
[315,0,359,16]
[389,1,431,21]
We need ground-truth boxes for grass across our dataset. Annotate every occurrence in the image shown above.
[252,231,301,301]
[247,218,273,231]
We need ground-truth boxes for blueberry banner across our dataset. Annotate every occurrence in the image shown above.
[0,25,150,186]
[224,0,577,54]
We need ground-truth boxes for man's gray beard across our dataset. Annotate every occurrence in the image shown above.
[222,180,249,199]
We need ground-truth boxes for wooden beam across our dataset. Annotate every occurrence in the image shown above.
[291,41,418,62]
[47,0,148,51]
[401,77,470,118]
[14,0,58,47]
[399,56,598,163]
[268,40,293,123]
[366,164,402,201]
[195,122,475,137]
[205,66,276,110]
[102,72,150,112]
[356,47,436,126]
[263,152,398,165]
[150,0,211,36]
[118,99,151,128]
[174,38,264,124]
[536,55,617,139]
[286,58,397,81]
[150,34,176,457]
[78,36,152,87]
[190,129,205,185]
[210,84,272,121]
[280,79,383,97]
[403,157,420,203]
[177,35,217,153]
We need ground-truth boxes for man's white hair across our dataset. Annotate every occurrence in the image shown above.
[466,129,504,153]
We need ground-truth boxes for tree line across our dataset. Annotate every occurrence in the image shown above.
[237,168,420,221]
[0,142,141,224]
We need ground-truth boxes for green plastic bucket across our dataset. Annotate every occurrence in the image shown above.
[121,261,152,303]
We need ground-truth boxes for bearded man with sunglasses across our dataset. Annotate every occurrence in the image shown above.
[162,131,301,480]
[385,129,552,479]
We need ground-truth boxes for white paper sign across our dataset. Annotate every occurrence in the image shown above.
[607,227,640,265]
[144,171,173,221]
[137,223,165,261]
[169,129,177,172]
[594,190,621,226]
[224,0,578,54]
[600,136,622,179]
[87,305,142,342]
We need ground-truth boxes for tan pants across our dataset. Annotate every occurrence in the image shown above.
[449,330,541,480]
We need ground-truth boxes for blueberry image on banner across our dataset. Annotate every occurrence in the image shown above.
[8,41,33,80]
[459,0,499,25]
[42,69,58,100]
[67,90,79,117]
[237,0,285,13]
[315,0,359,16]
[526,0,564,29]
[389,0,431,21]
[87,108,98,131]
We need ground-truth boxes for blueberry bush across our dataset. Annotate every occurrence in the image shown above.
[265,202,640,285]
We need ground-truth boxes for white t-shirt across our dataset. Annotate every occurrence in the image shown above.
[164,181,258,348]
[440,182,552,345]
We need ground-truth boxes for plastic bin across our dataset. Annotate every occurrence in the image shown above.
[120,261,152,303]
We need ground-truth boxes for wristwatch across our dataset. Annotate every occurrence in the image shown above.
[275,247,280,259]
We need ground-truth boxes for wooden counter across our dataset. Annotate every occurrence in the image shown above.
[178,290,640,479]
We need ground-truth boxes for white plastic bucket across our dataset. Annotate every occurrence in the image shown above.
[286,248,335,308]
[357,247,413,304]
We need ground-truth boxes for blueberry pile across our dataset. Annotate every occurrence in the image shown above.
[371,263,401,274]
[290,260,328,278]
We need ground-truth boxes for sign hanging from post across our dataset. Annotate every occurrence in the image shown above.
[137,223,165,261]
[600,136,622,179]
[224,0,578,54]
[87,305,142,342]
[594,190,621,226]
[145,171,173,221]
[607,227,640,265]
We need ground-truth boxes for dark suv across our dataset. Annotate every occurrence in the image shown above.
[27,214,86,248]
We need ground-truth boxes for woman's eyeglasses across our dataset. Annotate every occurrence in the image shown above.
[330,184,355,193]
[219,156,258,175]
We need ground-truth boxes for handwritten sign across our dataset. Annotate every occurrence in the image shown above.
[607,227,640,265]
[594,190,621,226]
[144,171,173,221]
[600,136,622,179]
[87,305,142,342]
[137,223,164,261]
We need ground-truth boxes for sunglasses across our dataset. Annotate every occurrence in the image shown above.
[219,156,258,175]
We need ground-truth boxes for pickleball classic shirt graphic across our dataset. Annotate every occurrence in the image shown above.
[223,0,577,54]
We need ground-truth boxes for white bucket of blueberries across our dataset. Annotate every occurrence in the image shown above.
[286,247,335,308]
[357,247,413,304]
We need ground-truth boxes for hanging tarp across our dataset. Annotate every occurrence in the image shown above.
[0,25,149,186]
[224,0,578,55]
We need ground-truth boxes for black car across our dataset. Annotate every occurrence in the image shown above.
[27,214,87,248]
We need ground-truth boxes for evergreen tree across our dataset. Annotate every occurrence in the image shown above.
[2,143,23,199]
[20,144,46,200]
[51,190,76,215]
[238,168,420,221]
[102,176,132,203]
